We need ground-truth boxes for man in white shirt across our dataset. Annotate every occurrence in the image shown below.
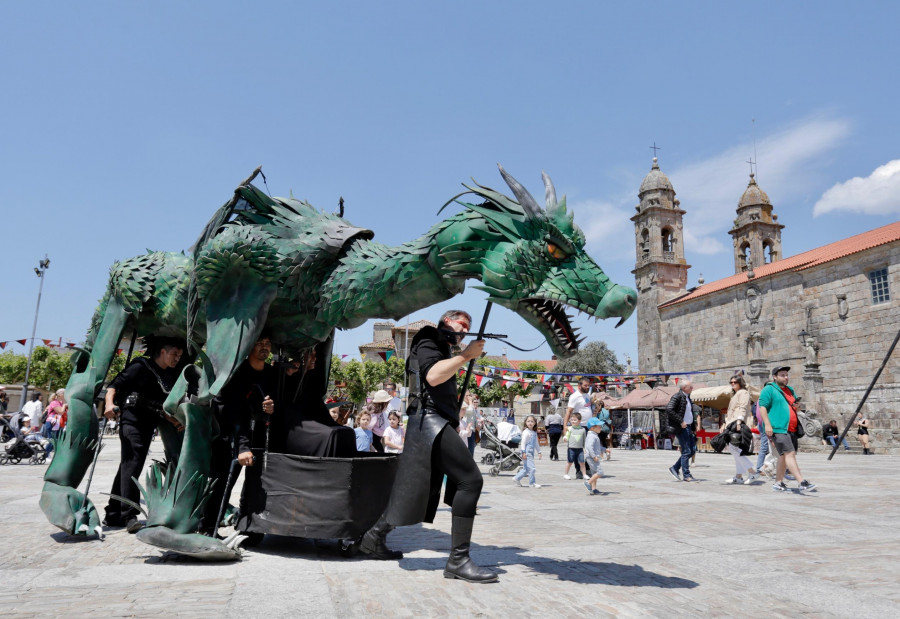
[21,393,43,432]
[563,378,592,430]
[383,382,404,415]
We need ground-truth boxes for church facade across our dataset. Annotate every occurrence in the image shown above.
[632,158,900,453]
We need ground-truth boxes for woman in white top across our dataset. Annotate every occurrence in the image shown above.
[722,375,758,484]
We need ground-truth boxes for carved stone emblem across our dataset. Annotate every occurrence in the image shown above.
[837,294,849,319]
[745,285,762,321]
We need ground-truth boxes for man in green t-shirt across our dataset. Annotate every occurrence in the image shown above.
[757,366,817,493]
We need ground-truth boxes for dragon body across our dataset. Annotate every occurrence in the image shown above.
[41,166,636,559]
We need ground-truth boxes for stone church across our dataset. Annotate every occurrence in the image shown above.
[632,158,900,453]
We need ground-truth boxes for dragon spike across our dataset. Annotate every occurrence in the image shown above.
[542,171,558,210]
[498,164,542,218]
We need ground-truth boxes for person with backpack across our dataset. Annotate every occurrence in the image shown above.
[758,366,817,493]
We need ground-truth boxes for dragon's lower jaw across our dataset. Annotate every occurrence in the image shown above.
[511,285,637,357]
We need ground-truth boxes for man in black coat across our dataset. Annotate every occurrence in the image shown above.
[665,381,697,482]
[359,309,497,583]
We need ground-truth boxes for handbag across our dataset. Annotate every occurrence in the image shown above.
[710,431,728,453]
[728,431,743,446]
[794,416,806,439]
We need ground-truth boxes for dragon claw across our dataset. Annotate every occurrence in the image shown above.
[136,526,243,561]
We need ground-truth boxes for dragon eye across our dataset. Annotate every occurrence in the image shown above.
[546,242,567,260]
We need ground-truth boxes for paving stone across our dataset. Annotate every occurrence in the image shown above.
[1,438,897,617]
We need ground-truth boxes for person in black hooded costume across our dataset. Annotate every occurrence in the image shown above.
[359,309,497,583]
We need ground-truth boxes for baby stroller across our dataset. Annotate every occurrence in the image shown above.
[478,420,523,477]
[0,418,47,465]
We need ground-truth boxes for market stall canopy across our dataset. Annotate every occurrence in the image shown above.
[609,385,679,410]
[691,384,761,410]
[591,392,621,409]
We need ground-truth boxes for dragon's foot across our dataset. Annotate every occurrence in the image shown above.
[136,526,245,561]
[39,481,103,539]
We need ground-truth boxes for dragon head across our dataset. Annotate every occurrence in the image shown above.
[436,165,636,358]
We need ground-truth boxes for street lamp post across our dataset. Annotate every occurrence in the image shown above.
[21,255,50,426]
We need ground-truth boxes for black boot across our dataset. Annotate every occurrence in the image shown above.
[443,516,498,583]
[864,448,869,455]
[359,516,403,560]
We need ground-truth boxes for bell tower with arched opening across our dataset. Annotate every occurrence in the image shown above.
[631,157,690,373]
[729,173,784,273]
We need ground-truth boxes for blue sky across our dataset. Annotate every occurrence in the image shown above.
[2,2,898,370]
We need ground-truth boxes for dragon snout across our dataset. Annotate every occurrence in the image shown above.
[596,284,637,327]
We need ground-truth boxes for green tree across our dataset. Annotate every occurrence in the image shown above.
[329,355,406,405]
[0,349,132,390]
[552,341,624,377]
[455,356,538,407]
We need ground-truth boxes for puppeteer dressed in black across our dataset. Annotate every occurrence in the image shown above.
[359,312,498,583]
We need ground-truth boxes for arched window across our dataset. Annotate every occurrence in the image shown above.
[763,239,776,264]
[661,227,674,253]
[740,242,751,271]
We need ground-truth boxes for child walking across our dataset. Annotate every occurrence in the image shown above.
[562,413,587,480]
[514,415,542,488]
[584,418,605,495]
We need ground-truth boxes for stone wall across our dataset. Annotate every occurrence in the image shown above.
[653,242,900,453]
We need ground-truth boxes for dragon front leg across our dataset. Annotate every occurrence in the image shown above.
[41,297,129,537]
[134,271,278,560]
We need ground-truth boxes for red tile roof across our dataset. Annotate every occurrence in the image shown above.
[661,221,900,308]
[390,320,436,333]
[359,339,396,350]
[504,359,558,372]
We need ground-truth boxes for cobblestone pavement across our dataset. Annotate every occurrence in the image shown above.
[1,438,897,618]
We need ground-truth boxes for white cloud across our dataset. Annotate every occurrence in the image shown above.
[682,230,726,255]
[670,115,851,243]
[813,159,900,216]
[576,113,852,260]
[573,198,636,262]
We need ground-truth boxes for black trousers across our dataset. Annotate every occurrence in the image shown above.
[432,426,483,518]
[200,433,237,534]
[105,421,154,523]
[371,433,385,452]
[548,432,562,459]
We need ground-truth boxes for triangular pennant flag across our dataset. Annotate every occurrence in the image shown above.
[674,377,680,385]
[42,339,52,346]
[17,339,27,345]
[66,342,75,348]
[536,374,544,384]
[564,383,574,393]
[385,351,394,360]
[341,354,348,359]
[0,342,6,349]
[117,349,123,355]
[378,352,387,361]
[475,375,483,387]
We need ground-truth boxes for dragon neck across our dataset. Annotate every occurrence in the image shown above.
[322,212,481,329]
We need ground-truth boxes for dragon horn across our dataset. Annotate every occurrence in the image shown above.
[498,164,542,217]
[542,170,558,210]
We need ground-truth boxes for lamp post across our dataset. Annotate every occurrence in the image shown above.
[21,255,50,426]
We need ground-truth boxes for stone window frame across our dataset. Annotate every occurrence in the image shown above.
[868,267,891,304]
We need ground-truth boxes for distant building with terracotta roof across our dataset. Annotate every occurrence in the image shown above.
[632,157,900,453]
[358,320,437,362]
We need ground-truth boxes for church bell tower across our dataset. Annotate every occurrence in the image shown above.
[631,157,690,373]
[729,173,784,273]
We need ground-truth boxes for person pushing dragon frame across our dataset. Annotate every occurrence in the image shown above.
[39,164,636,564]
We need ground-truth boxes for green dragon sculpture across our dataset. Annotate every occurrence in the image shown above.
[40,165,636,559]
